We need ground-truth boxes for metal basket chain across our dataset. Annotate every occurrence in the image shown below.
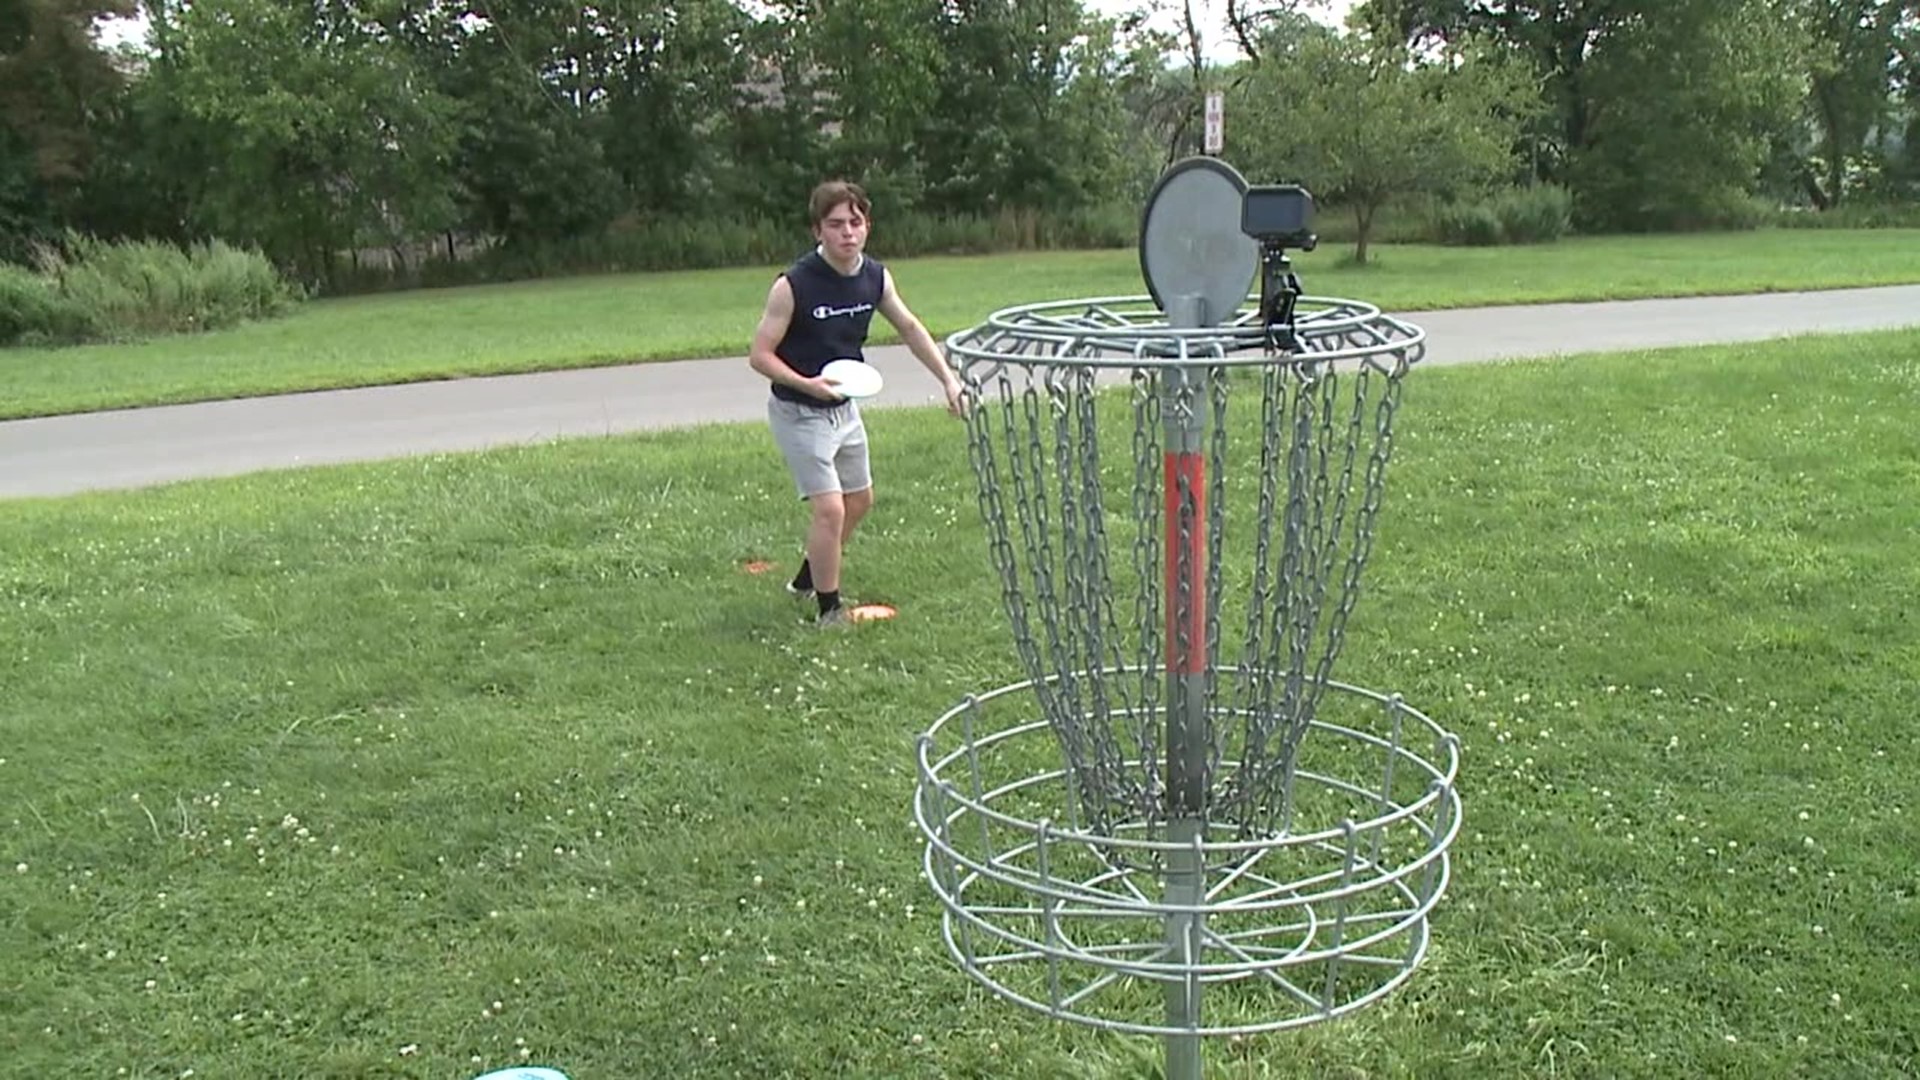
[1287,374,1403,768]
[1271,372,1322,772]
[1070,372,1150,824]
[1229,374,1312,832]
[1220,365,1292,821]
[1048,365,1129,823]
[965,372,1048,692]
[1128,370,1166,819]
[1202,366,1232,797]
[1280,370,1367,746]
[984,375,1083,798]
[946,295,1425,840]
[1017,378,1117,828]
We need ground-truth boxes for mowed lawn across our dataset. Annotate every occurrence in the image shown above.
[3,228,1920,420]
[2,328,1916,1077]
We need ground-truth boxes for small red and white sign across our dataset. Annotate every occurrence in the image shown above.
[1204,92,1223,155]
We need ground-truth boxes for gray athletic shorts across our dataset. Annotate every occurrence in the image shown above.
[768,397,871,499]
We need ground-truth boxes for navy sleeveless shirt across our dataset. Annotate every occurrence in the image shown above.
[772,249,886,407]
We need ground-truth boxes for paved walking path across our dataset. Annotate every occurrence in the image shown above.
[4,285,1918,499]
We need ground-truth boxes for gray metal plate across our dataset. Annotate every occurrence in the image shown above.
[1138,157,1259,327]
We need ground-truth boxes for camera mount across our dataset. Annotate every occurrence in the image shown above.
[1242,183,1319,353]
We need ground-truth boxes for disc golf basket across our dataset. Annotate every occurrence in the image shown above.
[912,159,1462,1080]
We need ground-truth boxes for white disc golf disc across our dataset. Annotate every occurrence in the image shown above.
[820,358,884,399]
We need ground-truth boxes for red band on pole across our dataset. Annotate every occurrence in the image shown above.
[1164,451,1208,676]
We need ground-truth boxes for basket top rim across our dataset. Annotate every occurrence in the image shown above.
[944,294,1426,369]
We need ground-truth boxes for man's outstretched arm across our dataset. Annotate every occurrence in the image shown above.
[878,269,964,416]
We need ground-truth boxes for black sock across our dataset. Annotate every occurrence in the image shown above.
[790,559,813,592]
[817,589,841,616]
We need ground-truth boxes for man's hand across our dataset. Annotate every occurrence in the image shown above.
[941,378,967,417]
[803,376,848,404]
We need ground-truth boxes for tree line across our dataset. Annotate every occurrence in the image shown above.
[1,0,1915,292]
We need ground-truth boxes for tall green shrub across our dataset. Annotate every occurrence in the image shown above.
[0,235,299,346]
[1434,185,1574,246]
[1492,185,1574,243]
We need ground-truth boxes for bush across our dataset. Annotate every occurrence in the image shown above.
[0,234,299,347]
[0,264,94,344]
[1493,184,1574,243]
[1433,201,1504,246]
[1432,185,1574,246]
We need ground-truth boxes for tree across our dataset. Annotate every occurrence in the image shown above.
[1357,0,1818,230]
[407,0,626,247]
[144,0,459,282]
[1568,0,1805,230]
[1229,25,1540,262]
[1791,0,1913,208]
[1892,6,1920,192]
[595,0,758,217]
[0,0,135,258]
[914,0,1146,214]
[787,0,944,207]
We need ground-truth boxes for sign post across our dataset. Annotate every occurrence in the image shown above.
[1203,92,1223,155]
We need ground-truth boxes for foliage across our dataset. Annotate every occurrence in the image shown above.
[1433,183,1574,245]
[0,124,51,263]
[0,259,86,341]
[132,0,461,287]
[912,4,1152,213]
[1229,25,1543,262]
[1355,0,1903,230]
[1568,0,1807,231]
[1783,1,1913,210]
[1431,200,1503,246]
[0,0,135,207]
[1883,4,1920,193]
[5,1,1918,290]
[0,232,296,345]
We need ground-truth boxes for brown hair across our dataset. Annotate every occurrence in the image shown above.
[808,180,871,228]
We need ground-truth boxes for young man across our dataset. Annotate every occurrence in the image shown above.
[749,180,966,627]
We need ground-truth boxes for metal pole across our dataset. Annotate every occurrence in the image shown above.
[1161,293,1210,1080]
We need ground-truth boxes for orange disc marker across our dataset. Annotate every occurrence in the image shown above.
[743,559,777,575]
[848,603,897,623]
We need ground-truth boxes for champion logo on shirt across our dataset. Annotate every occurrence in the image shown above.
[812,302,875,320]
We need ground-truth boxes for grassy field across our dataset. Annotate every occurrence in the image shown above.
[3,228,1919,421]
[2,327,1916,1077]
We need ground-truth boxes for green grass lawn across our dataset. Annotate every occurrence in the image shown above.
[2,329,1918,1078]
[3,228,1920,421]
